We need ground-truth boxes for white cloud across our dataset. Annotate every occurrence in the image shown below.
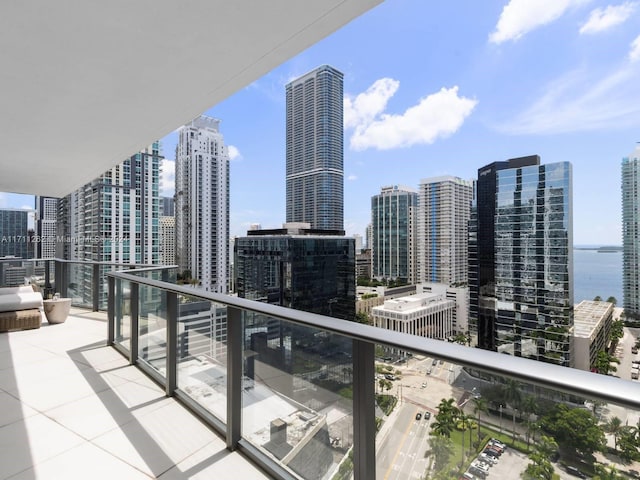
[160,159,175,198]
[0,193,7,208]
[497,62,640,134]
[347,174,358,181]
[228,145,242,161]
[580,2,637,34]
[344,78,399,129]
[630,34,640,61]
[346,84,477,151]
[490,0,586,44]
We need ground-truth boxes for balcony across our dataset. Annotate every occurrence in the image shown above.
[2,259,640,480]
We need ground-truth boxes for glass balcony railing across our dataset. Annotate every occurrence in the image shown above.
[105,268,640,480]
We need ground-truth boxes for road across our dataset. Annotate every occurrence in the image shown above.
[376,403,432,480]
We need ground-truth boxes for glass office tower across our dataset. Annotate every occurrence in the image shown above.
[371,185,418,283]
[470,156,573,366]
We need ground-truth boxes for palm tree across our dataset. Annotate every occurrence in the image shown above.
[502,379,522,443]
[472,397,488,442]
[431,398,460,439]
[520,395,537,449]
[457,412,473,468]
[603,416,624,451]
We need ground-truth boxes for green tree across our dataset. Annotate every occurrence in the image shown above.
[616,426,638,463]
[426,435,454,473]
[539,404,606,456]
[503,379,522,442]
[594,296,602,301]
[593,463,624,480]
[603,416,623,451]
[610,320,624,342]
[594,350,619,375]
[521,395,538,449]
[355,311,370,324]
[606,296,618,305]
[472,397,488,441]
[431,398,460,439]
[522,436,557,480]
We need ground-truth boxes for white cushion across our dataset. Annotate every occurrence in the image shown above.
[0,291,43,312]
[0,285,35,296]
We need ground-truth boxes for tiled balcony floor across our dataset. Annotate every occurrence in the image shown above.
[0,309,270,480]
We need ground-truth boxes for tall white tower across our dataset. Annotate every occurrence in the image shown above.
[417,176,473,285]
[175,115,230,293]
[622,144,640,317]
[286,65,344,231]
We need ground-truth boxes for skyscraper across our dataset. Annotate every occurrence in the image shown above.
[175,115,230,293]
[0,209,31,259]
[622,144,640,317]
[58,143,161,304]
[235,224,355,320]
[35,196,58,259]
[470,156,573,367]
[371,185,418,283]
[286,65,344,230]
[417,176,473,286]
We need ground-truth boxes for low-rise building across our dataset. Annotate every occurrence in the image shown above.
[372,292,455,340]
[573,300,613,371]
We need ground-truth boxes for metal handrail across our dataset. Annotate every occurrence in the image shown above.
[108,269,640,411]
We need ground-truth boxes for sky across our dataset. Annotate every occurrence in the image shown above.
[2,0,640,245]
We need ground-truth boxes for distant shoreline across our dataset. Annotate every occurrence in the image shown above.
[574,245,623,253]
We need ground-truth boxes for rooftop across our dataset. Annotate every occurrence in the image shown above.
[573,300,613,339]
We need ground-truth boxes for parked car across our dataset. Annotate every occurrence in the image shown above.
[566,465,587,479]
[471,461,490,473]
[424,411,431,420]
[415,412,422,420]
[483,447,501,458]
[479,453,498,465]
[468,466,488,478]
[490,438,507,449]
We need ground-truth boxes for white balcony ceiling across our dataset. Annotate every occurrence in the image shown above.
[0,0,381,198]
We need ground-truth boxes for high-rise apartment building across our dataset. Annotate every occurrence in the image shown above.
[622,144,640,317]
[35,196,58,258]
[371,185,418,283]
[0,209,31,259]
[58,144,161,304]
[175,115,230,293]
[160,216,175,266]
[417,176,473,286]
[285,65,344,230]
[470,156,573,367]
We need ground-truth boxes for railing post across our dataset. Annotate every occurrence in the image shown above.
[166,291,178,396]
[92,263,100,311]
[130,283,139,366]
[54,260,62,298]
[226,306,242,450]
[107,275,115,346]
[353,339,376,480]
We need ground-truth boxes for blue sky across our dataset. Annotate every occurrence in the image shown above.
[2,0,639,245]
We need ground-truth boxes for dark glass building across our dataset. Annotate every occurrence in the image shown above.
[235,225,355,321]
[0,209,31,259]
[470,156,573,367]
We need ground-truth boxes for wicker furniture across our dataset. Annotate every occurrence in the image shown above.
[0,285,43,332]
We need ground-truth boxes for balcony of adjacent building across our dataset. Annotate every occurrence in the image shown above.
[2,258,640,480]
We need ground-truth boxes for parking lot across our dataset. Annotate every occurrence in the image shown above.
[480,448,529,478]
